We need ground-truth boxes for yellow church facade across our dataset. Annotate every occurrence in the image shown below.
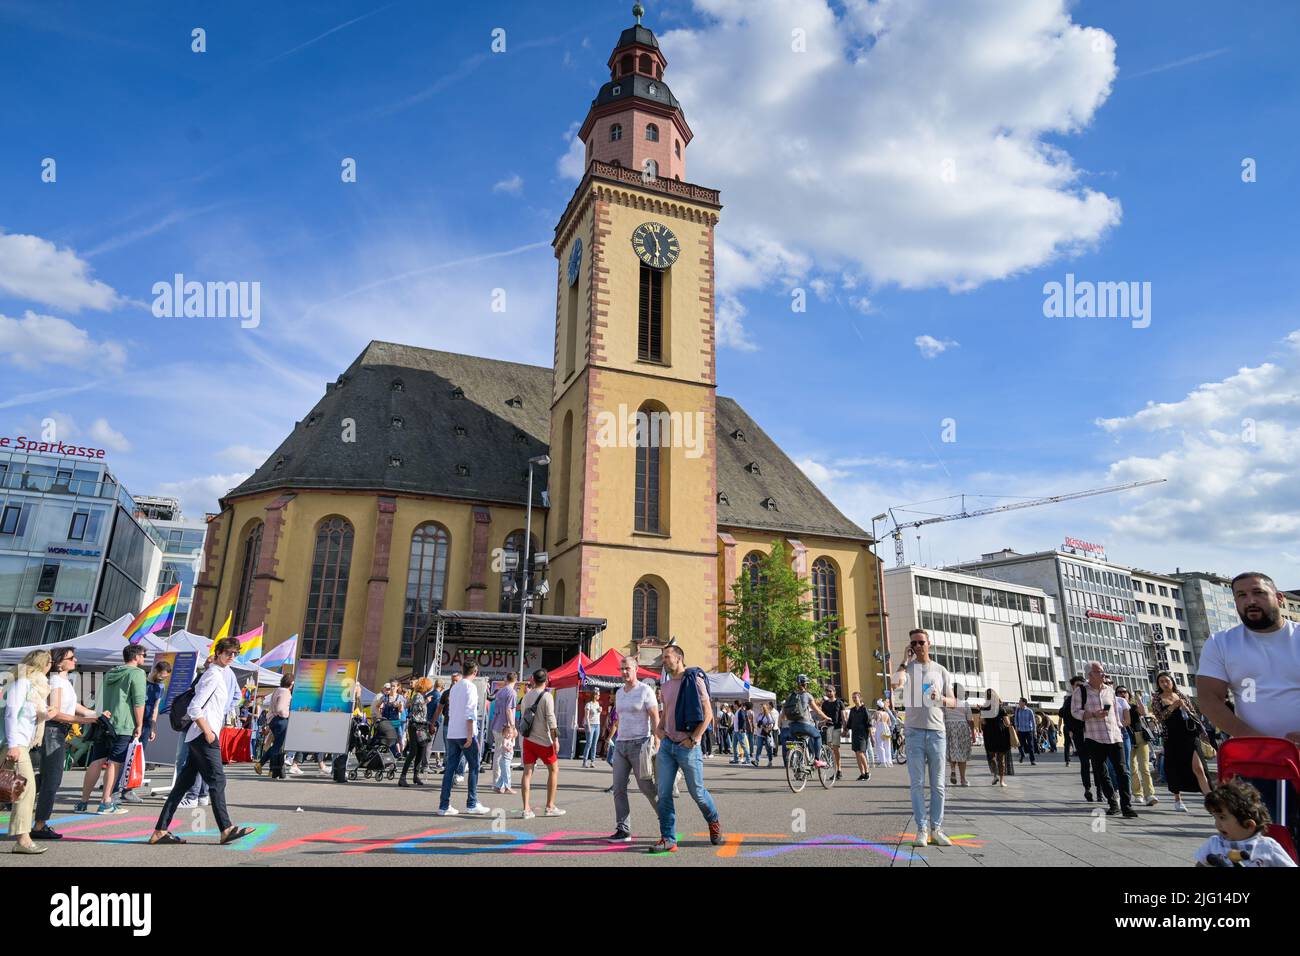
[190,14,886,704]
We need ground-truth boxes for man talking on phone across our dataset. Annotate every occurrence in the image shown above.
[1070,660,1138,818]
[892,629,956,848]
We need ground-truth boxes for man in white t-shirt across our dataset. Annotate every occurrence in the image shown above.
[1197,572,1300,743]
[607,655,660,843]
[891,629,956,848]
[437,662,491,817]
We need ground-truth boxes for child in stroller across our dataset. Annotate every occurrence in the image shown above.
[349,716,397,781]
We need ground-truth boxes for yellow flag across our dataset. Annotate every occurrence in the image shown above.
[209,612,232,655]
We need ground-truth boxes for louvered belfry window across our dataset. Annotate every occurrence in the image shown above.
[634,405,661,533]
[638,265,663,362]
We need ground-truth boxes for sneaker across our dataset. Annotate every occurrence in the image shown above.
[454,775,466,785]
[708,819,723,845]
[544,806,566,817]
[30,825,63,840]
[253,762,263,775]
[647,839,677,855]
[1106,804,1120,816]
[317,763,328,773]
[912,828,929,848]
[177,797,199,810]
[519,809,536,819]
[464,804,492,816]
[1122,808,1140,819]
[836,770,843,780]
[1146,796,1159,807]
[999,780,1008,787]
[607,831,632,843]
[1173,799,1188,812]
[73,802,89,813]
[198,796,210,807]
[121,791,144,805]
[96,802,128,815]
[813,759,828,769]
[929,829,953,847]
[436,806,460,816]
[288,764,304,776]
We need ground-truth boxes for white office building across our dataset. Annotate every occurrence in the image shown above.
[884,565,1065,707]
[1129,568,1197,699]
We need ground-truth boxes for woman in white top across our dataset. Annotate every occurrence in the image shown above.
[33,646,98,840]
[3,650,52,855]
[874,702,894,766]
[581,695,603,767]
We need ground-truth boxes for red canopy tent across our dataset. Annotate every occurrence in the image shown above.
[549,648,659,689]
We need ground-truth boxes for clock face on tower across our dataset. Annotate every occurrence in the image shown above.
[631,222,680,270]
[567,238,583,286]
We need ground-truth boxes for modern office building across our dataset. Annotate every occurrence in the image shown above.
[950,542,1149,691]
[1279,588,1300,625]
[884,565,1065,706]
[1129,568,1196,699]
[0,443,163,647]
[134,497,207,636]
[1174,571,1239,663]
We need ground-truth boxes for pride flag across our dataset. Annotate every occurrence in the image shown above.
[258,635,297,669]
[742,665,751,690]
[125,584,180,644]
[210,624,264,662]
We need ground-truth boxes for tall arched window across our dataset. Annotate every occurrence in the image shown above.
[675,139,681,158]
[742,550,766,589]
[645,123,659,142]
[610,123,622,142]
[632,580,659,643]
[402,523,450,662]
[552,580,566,617]
[638,264,663,361]
[555,411,573,541]
[634,403,663,533]
[811,557,842,690]
[232,521,263,634]
[302,517,354,658]
[499,529,539,614]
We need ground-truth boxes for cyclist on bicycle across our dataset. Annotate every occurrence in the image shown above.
[781,675,831,769]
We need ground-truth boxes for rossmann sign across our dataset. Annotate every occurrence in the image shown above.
[1064,536,1105,555]
[1,436,107,460]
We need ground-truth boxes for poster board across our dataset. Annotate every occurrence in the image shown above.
[283,659,357,755]
[554,685,579,760]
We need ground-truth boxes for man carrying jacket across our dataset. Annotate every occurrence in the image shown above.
[651,643,724,855]
[1059,675,1094,801]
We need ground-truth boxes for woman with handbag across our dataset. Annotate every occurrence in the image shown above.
[1149,672,1211,812]
[1125,691,1158,807]
[2,650,52,855]
[399,677,432,786]
[979,690,1011,787]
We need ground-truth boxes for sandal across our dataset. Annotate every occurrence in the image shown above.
[220,825,255,845]
[149,832,187,845]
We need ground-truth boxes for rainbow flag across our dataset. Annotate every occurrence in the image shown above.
[125,584,180,644]
[211,624,263,662]
[258,635,297,670]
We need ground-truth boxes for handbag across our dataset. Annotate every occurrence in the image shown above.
[0,755,27,803]
[1008,723,1020,748]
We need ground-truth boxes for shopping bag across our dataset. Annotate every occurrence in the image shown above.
[125,739,144,790]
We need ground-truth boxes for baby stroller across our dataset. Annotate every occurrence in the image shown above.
[1216,736,1300,864]
[349,719,397,781]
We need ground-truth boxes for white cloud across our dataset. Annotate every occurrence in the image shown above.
[88,418,131,452]
[218,445,272,469]
[716,295,757,351]
[661,0,1120,302]
[1095,361,1293,432]
[795,457,848,485]
[915,334,959,358]
[557,122,586,180]
[154,472,252,519]
[0,230,120,312]
[0,311,127,371]
[493,173,524,195]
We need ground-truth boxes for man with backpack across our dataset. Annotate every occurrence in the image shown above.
[650,644,723,854]
[148,637,254,845]
[780,674,832,769]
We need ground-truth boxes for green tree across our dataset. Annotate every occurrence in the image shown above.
[722,541,844,699]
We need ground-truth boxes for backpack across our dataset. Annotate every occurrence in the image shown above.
[169,671,218,733]
[782,691,804,722]
[519,690,547,737]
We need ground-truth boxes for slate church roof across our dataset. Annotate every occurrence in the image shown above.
[228,341,870,542]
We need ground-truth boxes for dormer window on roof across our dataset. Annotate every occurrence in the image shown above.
[513,430,528,444]
[391,416,404,428]
[272,456,286,471]
[391,379,404,392]
[450,387,465,400]
[731,429,745,442]
[389,456,402,467]
[717,492,729,505]
[455,463,470,476]
[746,461,761,475]
[454,425,467,437]
[761,497,779,511]
[506,395,523,408]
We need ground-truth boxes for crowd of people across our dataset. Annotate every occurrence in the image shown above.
[3,571,1296,864]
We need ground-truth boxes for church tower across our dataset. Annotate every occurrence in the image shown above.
[547,3,722,667]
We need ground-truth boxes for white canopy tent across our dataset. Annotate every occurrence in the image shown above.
[705,671,776,702]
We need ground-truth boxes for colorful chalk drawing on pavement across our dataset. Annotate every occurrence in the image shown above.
[3,813,978,860]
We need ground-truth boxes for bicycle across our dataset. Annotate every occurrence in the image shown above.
[784,728,836,793]
[893,721,906,765]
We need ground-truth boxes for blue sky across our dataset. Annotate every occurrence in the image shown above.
[2,0,1298,583]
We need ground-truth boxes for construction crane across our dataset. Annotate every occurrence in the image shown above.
[882,478,1166,567]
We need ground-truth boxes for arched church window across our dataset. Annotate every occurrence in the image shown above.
[610,123,622,142]
[645,123,659,142]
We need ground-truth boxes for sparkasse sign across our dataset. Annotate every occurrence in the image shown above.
[0,436,106,460]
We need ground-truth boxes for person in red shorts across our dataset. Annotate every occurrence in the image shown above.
[518,668,565,819]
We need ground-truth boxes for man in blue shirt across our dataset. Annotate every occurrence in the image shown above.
[1014,698,1038,765]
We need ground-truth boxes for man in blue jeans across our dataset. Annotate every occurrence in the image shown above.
[1014,698,1038,765]
[436,662,492,817]
[780,675,832,768]
[893,629,956,849]
[650,644,723,855]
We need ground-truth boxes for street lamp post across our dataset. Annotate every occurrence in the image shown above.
[871,514,891,704]
[513,455,550,760]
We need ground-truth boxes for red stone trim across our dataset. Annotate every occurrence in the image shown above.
[246,493,296,630]
[359,496,398,687]
[466,506,492,611]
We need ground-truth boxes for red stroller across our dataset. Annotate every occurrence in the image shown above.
[1216,736,1300,864]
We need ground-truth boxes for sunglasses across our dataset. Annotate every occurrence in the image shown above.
[909,640,927,647]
